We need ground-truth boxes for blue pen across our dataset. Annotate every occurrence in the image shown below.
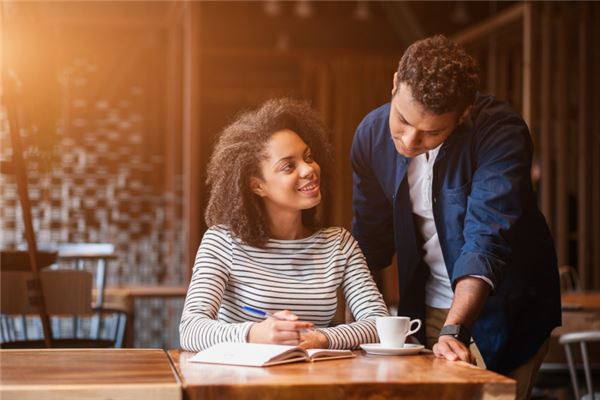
[242,305,276,319]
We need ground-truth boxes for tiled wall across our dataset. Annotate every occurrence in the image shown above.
[1,57,185,348]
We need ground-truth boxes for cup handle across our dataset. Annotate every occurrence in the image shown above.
[407,319,422,337]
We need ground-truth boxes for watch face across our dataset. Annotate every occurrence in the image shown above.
[440,324,470,346]
[441,324,460,336]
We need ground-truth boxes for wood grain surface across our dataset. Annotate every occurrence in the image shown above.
[169,349,515,400]
[0,349,181,400]
[562,291,600,311]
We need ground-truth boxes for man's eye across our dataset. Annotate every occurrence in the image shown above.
[305,154,314,162]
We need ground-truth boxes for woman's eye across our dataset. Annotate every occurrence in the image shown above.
[281,163,294,172]
[305,154,314,162]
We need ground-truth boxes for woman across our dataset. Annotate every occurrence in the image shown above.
[180,98,388,351]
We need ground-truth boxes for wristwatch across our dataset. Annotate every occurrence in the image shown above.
[439,324,471,347]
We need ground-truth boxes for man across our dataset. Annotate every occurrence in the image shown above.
[351,35,561,399]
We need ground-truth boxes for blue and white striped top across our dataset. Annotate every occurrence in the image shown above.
[179,225,388,351]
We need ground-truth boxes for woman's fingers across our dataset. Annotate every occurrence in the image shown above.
[279,339,301,345]
[272,309,299,321]
[273,320,313,331]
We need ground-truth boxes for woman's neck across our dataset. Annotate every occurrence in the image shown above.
[266,213,308,240]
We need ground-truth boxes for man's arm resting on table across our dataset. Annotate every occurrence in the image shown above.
[433,276,491,363]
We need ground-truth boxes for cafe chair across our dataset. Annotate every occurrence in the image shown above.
[559,265,582,293]
[559,330,600,400]
[21,243,117,307]
[0,269,127,348]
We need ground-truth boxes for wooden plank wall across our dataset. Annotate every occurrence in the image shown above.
[455,2,600,289]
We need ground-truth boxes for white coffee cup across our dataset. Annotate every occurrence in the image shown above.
[376,316,422,348]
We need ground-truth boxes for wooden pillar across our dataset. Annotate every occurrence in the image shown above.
[182,2,202,282]
[164,2,184,284]
[5,76,53,347]
[487,34,498,95]
[521,2,532,128]
[496,43,507,102]
[577,4,589,288]
[555,13,568,266]
[592,4,600,288]
[539,4,553,231]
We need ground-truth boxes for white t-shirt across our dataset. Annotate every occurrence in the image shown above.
[407,144,492,308]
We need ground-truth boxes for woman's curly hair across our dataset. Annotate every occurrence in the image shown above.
[205,98,333,248]
[396,34,480,114]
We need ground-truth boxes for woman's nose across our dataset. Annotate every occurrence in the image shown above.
[299,162,315,179]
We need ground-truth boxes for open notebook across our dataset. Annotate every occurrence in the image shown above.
[188,342,356,367]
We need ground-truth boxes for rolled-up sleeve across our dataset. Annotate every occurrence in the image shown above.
[451,116,532,289]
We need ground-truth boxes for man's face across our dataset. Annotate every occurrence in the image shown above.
[389,82,464,158]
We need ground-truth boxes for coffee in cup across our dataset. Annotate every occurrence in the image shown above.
[376,316,422,348]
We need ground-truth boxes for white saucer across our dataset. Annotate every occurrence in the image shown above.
[360,343,425,356]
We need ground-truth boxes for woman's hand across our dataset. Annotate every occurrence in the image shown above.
[248,310,313,346]
[298,330,329,349]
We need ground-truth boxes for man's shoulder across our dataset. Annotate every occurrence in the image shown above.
[356,103,390,135]
[470,93,527,131]
[352,103,392,157]
[460,93,530,151]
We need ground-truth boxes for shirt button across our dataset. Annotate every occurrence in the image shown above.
[433,197,437,203]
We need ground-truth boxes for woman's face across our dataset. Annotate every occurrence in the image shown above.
[251,129,321,216]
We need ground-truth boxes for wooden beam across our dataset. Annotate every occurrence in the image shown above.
[182,2,202,282]
[521,2,532,128]
[592,4,600,288]
[539,4,553,230]
[486,35,498,94]
[164,4,184,283]
[4,73,53,347]
[555,14,568,266]
[453,3,525,45]
[577,3,589,288]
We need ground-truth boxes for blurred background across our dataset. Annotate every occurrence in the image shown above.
[1,2,599,393]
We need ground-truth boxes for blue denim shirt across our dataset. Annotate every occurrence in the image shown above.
[351,94,561,374]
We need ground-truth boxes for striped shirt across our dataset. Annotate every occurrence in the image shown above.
[179,225,388,351]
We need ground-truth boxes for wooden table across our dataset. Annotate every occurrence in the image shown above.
[557,291,600,335]
[168,349,515,400]
[544,291,600,364]
[0,349,181,400]
[561,291,600,311]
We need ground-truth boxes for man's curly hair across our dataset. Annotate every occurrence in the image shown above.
[205,98,333,248]
[395,35,480,114]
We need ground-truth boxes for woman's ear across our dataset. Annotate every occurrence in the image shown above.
[250,176,265,197]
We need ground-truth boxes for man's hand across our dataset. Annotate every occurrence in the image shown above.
[248,310,313,346]
[432,335,475,364]
[298,330,329,349]
[434,276,491,365]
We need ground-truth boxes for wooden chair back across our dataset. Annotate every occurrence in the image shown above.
[1,270,93,316]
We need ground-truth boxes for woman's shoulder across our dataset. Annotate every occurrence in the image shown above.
[318,226,355,243]
[202,225,234,243]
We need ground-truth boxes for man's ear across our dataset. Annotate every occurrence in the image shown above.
[458,106,472,125]
[391,72,399,96]
[250,176,265,197]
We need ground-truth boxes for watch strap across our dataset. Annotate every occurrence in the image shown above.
[439,324,471,347]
